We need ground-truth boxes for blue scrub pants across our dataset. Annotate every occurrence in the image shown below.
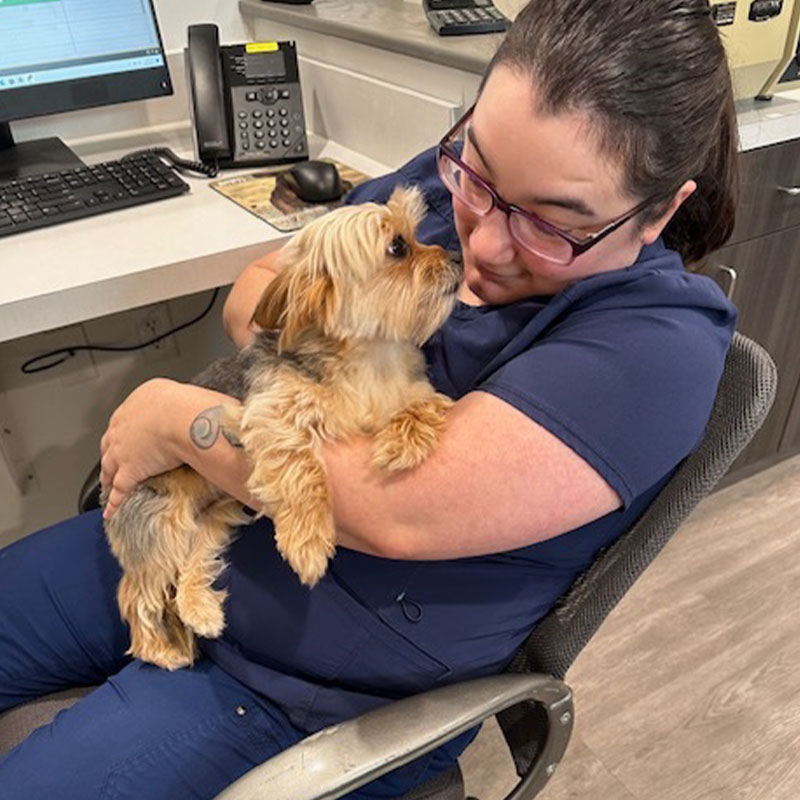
[0,511,441,799]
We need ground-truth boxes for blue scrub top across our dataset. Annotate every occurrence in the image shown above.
[202,147,737,751]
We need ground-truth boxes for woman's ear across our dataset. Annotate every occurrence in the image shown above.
[640,179,697,245]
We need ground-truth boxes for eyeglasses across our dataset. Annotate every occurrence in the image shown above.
[437,105,656,266]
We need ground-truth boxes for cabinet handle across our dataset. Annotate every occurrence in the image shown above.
[714,264,737,300]
[776,185,800,196]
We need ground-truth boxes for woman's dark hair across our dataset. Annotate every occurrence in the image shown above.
[483,0,738,265]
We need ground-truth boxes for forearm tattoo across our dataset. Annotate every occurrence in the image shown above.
[190,406,243,450]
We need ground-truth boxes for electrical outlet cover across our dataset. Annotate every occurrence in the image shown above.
[137,303,180,362]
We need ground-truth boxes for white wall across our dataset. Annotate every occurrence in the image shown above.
[152,0,250,51]
[0,289,239,548]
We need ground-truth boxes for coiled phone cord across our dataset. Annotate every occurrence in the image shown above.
[121,146,219,178]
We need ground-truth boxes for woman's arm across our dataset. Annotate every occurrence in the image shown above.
[323,390,622,559]
[223,248,284,348]
[100,379,257,521]
[100,378,386,557]
[101,379,621,560]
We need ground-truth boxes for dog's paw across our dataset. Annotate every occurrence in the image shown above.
[372,431,427,472]
[136,646,194,671]
[286,544,333,587]
[176,587,228,639]
[372,395,453,473]
[129,632,195,671]
[276,525,335,588]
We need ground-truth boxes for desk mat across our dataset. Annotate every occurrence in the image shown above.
[209,159,371,232]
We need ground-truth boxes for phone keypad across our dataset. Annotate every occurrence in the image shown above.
[423,0,509,35]
[232,84,307,160]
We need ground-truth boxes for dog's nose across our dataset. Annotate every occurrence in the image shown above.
[447,250,464,281]
[443,250,464,293]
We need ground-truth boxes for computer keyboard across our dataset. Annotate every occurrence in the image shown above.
[0,152,190,238]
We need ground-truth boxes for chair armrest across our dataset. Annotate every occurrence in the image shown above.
[214,673,573,800]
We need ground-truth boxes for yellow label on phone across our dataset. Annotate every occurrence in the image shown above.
[246,42,279,53]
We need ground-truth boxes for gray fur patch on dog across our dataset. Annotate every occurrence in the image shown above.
[191,352,253,401]
[106,484,167,568]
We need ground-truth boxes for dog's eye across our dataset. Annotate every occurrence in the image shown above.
[387,234,409,258]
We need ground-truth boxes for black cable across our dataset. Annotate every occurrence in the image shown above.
[122,146,220,178]
[21,289,221,375]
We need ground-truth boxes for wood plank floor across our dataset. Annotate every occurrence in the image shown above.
[460,454,800,800]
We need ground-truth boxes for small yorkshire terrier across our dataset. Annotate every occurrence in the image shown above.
[104,186,462,670]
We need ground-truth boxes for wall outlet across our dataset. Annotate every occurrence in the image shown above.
[137,303,180,362]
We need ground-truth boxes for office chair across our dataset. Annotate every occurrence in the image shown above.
[0,333,778,800]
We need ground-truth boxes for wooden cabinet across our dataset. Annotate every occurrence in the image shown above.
[700,137,800,478]
[781,382,800,453]
[727,137,800,245]
[706,226,800,471]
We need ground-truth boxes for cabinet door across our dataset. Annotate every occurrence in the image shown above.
[779,378,800,454]
[706,225,800,471]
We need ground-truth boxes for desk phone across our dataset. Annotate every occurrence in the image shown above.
[186,24,309,169]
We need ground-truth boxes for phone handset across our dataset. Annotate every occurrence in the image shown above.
[186,24,232,166]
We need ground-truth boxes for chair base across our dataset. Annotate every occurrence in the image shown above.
[0,687,93,758]
[402,765,465,800]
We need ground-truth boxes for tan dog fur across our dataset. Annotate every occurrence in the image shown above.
[105,186,461,670]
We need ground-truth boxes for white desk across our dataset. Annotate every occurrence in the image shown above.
[0,131,390,344]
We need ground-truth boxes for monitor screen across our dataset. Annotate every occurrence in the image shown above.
[0,0,172,123]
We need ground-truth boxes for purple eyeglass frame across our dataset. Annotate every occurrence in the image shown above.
[437,105,657,264]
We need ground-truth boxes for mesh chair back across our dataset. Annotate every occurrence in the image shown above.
[496,333,778,777]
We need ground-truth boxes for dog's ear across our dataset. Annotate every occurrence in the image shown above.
[387,185,426,228]
[251,264,338,351]
[279,272,337,351]
[251,268,291,334]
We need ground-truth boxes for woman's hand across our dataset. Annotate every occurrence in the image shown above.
[100,378,185,520]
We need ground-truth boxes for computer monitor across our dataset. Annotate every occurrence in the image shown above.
[0,0,172,181]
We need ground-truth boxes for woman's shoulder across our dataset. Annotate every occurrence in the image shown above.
[577,240,735,319]
[474,246,738,507]
[570,240,727,305]
[344,147,438,202]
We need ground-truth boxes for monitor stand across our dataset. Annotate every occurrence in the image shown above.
[0,122,86,182]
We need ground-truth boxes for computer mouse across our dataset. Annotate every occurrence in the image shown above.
[277,160,344,204]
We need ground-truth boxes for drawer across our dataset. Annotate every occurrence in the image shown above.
[730,137,800,245]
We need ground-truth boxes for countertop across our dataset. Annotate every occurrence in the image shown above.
[0,130,390,343]
[239,0,507,76]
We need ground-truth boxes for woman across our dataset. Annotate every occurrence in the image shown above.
[0,1,738,797]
